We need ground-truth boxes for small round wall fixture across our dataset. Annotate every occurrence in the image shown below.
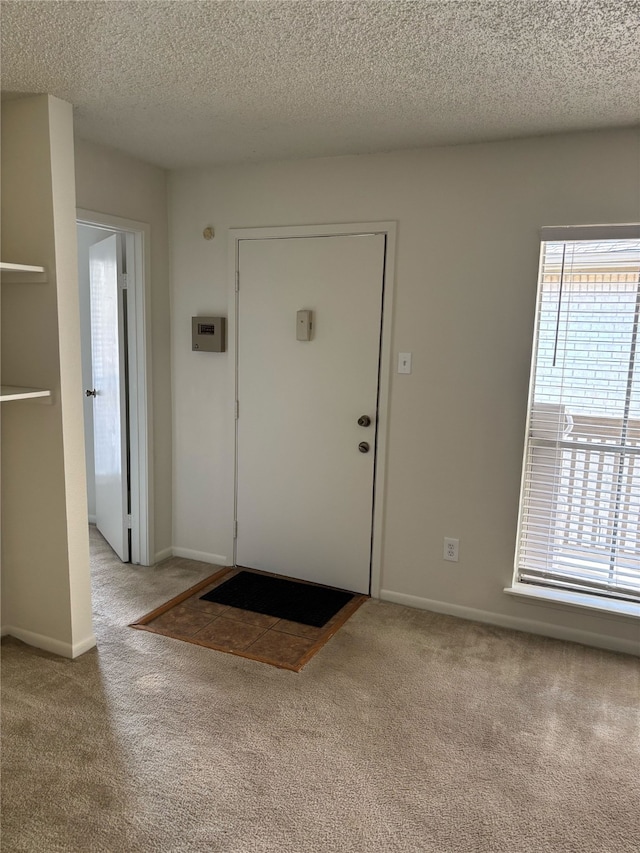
[203,226,215,240]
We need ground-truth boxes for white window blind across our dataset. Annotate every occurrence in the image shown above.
[516,234,640,602]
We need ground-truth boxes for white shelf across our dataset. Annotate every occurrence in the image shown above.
[0,261,45,272]
[0,385,51,402]
[1,261,47,283]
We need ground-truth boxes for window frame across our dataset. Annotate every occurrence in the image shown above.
[507,223,640,618]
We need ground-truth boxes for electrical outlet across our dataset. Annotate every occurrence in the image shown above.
[444,537,459,562]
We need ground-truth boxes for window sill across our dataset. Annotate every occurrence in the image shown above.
[504,582,640,620]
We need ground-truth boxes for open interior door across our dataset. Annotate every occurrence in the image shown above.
[89,233,129,562]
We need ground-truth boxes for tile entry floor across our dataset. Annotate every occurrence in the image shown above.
[131,566,367,671]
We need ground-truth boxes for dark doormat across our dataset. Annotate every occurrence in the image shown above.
[200,570,355,627]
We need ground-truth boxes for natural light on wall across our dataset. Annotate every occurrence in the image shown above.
[514,226,640,608]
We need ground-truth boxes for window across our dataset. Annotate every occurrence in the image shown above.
[515,226,640,605]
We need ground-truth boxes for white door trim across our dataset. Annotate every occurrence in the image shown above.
[77,208,153,566]
[228,222,396,598]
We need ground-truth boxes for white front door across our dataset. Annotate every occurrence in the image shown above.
[235,233,386,594]
[89,234,129,562]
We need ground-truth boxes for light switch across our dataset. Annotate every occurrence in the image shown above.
[398,352,412,374]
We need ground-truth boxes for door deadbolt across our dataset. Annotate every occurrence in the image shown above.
[357,415,371,427]
[358,442,370,453]
[85,389,97,397]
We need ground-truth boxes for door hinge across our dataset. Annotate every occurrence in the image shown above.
[119,273,129,290]
[126,514,132,529]
[235,400,239,420]
[233,520,238,539]
[235,270,239,293]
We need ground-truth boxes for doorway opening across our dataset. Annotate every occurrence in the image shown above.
[77,210,152,566]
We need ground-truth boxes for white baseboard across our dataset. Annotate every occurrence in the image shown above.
[170,546,228,566]
[379,589,640,657]
[2,626,97,659]
[72,633,98,657]
[153,547,174,564]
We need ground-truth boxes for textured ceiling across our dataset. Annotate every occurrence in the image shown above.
[1,0,639,169]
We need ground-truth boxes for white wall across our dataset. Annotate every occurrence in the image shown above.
[76,224,117,521]
[168,128,640,653]
[74,140,172,559]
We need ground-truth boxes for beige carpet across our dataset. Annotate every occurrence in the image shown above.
[1,527,639,853]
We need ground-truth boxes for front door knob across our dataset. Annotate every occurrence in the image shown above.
[358,442,370,453]
[357,415,371,427]
[85,389,97,397]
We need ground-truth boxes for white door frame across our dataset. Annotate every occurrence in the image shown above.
[228,222,396,598]
[77,208,153,566]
